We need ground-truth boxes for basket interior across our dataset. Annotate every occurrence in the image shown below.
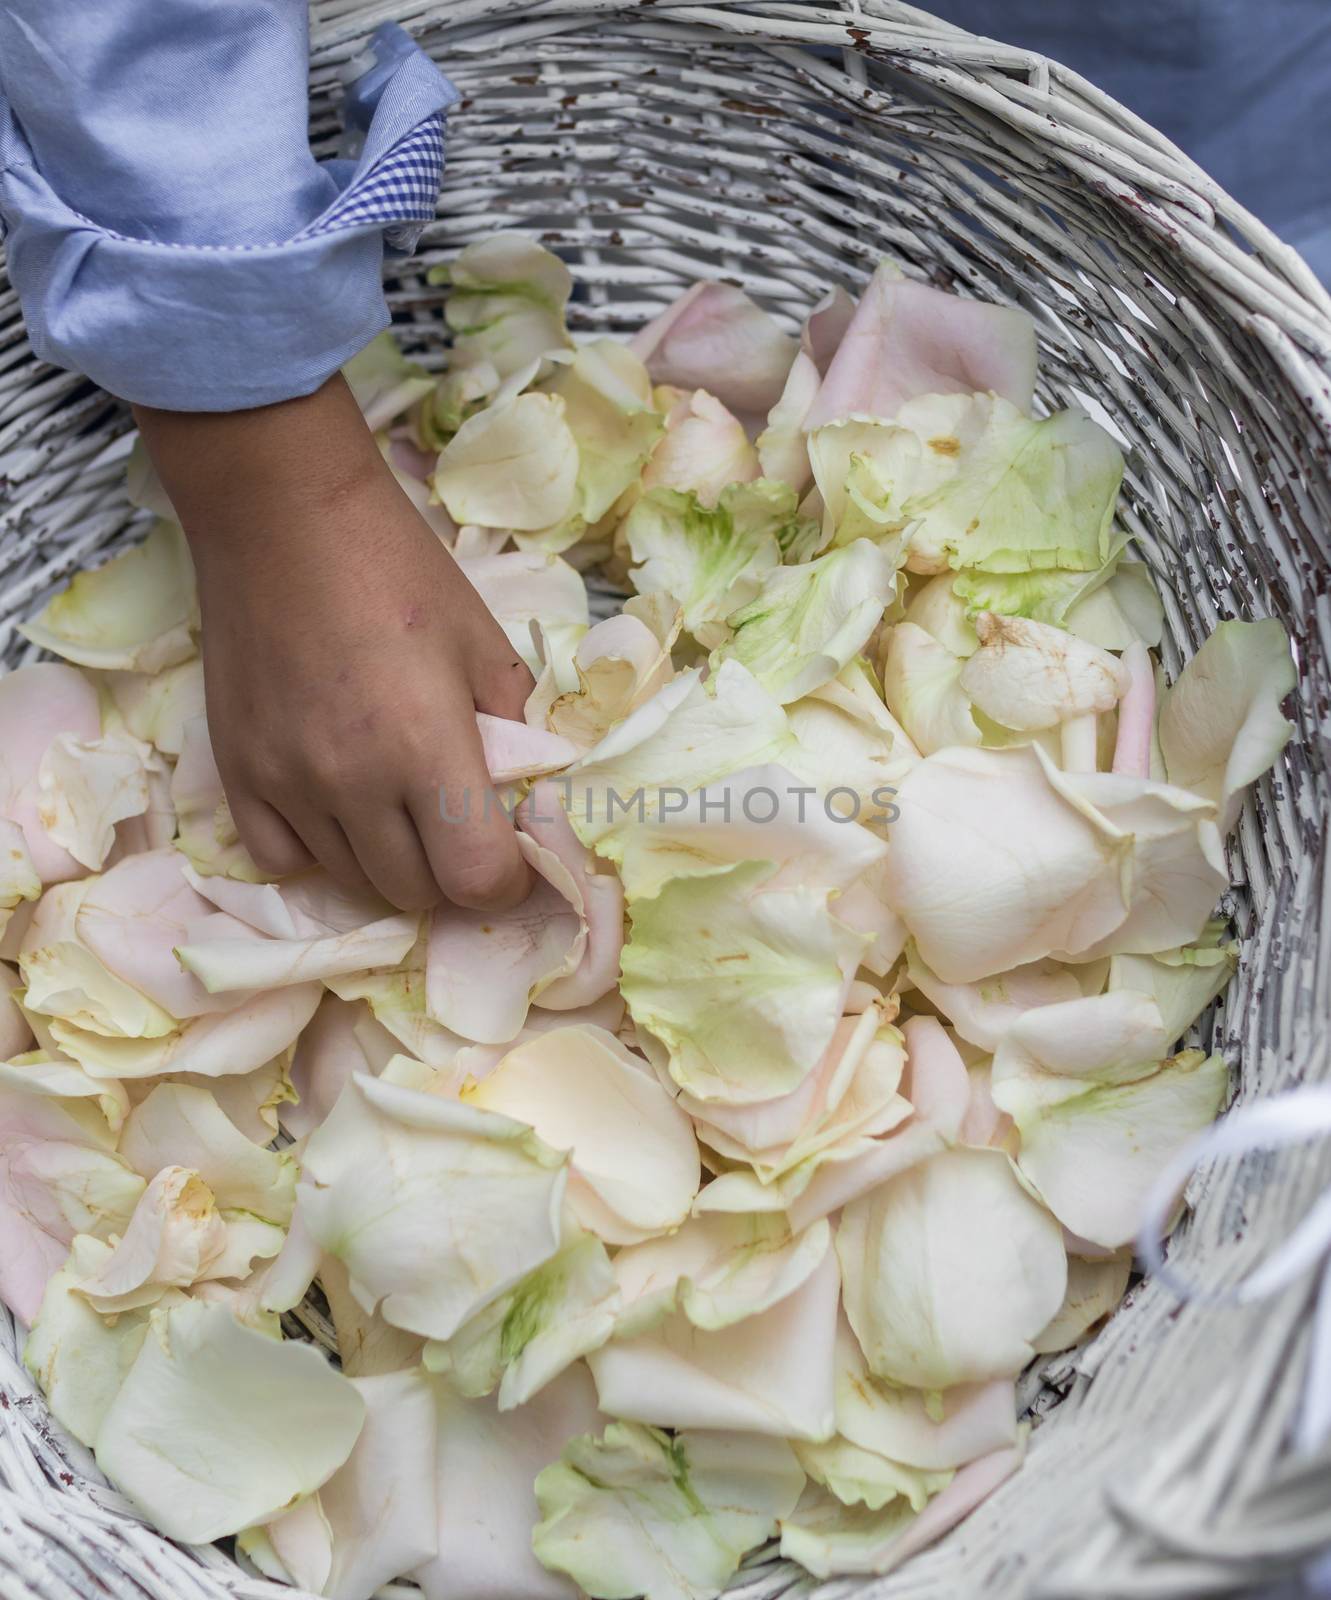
[1,6,1329,1597]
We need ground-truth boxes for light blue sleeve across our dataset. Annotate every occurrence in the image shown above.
[0,4,456,411]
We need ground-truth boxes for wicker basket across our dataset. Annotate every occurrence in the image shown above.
[2,3,1330,1597]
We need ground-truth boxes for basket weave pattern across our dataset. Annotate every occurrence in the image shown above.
[2,4,1330,1597]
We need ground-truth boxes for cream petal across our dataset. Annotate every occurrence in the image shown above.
[466,1024,699,1245]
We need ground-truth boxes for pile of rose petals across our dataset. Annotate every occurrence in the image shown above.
[0,237,1296,1600]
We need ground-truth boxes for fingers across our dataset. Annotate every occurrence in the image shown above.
[471,646,537,724]
[338,804,442,912]
[280,810,375,897]
[409,715,532,911]
[228,791,314,877]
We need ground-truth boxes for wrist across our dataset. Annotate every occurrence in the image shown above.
[133,375,388,566]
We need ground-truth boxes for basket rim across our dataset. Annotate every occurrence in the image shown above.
[308,0,1331,381]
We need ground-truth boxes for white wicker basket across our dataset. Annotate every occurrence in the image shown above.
[2,4,1330,1598]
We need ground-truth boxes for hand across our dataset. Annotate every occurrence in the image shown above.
[134,375,534,911]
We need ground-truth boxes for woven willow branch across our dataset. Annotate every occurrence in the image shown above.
[2,4,1330,1598]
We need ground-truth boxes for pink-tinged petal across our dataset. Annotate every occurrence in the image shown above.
[590,1245,840,1440]
[758,286,857,489]
[631,282,798,417]
[51,983,322,1080]
[900,1015,971,1141]
[426,840,583,1045]
[1112,640,1156,778]
[0,1077,143,1322]
[477,715,579,784]
[805,266,1037,430]
[456,993,627,1083]
[178,865,299,937]
[427,783,623,1043]
[786,1121,944,1233]
[453,550,589,674]
[414,1367,602,1600]
[175,909,419,994]
[286,994,384,1141]
[875,1443,1025,1575]
[466,1024,699,1246]
[520,784,624,1012]
[833,864,907,978]
[641,390,760,507]
[0,663,102,884]
[76,849,249,1019]
[270,1368,439,1600]
[389,435,436,482]
[957,1063,1013,1150]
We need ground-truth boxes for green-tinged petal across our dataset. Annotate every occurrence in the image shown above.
[941,405,1122,573]
[717,540,898,704]
[95,1300,365,1543]
[1158,618,1294,831]
[24,1237,168,1445]
[793,1435,951,1512]
[620,860,868,1104]
[434,392,581,532]
[601,761,886,905]
[567,662,792,852]
[425,1225,620,1408]
[539,341,665,538]
[1064,562,1164,649]
[533,1422,805,1600]
[952,540,1128,627]
[881,621,980,754]
[19,522,198,673]
[626,481,802,647]
[343,332,434,432]
[437,233,574,380]
[995,1032,1227,1248]
[778,1439,1023,1578]
[300,1072,567,1340]
[1108,922,1237,1044]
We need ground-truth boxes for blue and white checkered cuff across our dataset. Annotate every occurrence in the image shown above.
[295,114,445,250]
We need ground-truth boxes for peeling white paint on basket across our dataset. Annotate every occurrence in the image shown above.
[1,3,1329,1597]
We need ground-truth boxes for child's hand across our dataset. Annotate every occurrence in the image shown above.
[134,376,534,911]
